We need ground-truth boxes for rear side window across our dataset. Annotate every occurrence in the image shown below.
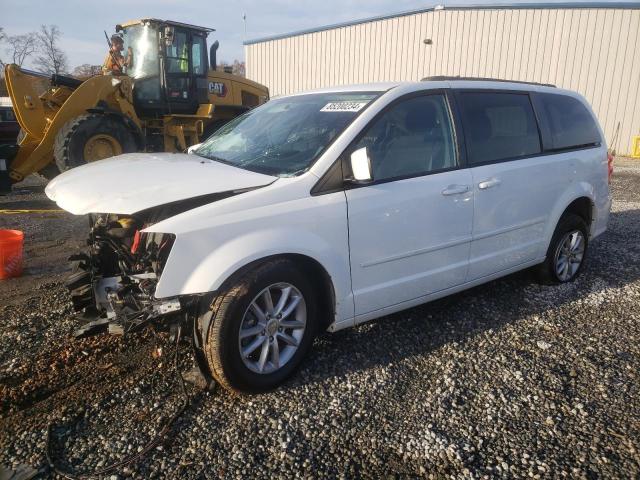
[533,93,601,150]
[458,92,541,164]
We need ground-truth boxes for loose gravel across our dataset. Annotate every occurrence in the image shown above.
[1,160,639,479]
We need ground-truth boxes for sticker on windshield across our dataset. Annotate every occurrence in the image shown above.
[320,101,369,112]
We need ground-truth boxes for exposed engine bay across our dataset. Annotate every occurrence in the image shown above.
[63,188,251,338]
[67,212,186,337]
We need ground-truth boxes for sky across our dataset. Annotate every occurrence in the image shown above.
[0,0,632,71]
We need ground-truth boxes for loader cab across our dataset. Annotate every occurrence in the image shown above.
[118,19,211,116]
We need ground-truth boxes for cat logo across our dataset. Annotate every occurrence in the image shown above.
[209,82,227,97]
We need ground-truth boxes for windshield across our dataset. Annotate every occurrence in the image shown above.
[194,92,380,176]
[123,24,159,79]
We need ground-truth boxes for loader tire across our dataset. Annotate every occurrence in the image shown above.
[54,114,137,172]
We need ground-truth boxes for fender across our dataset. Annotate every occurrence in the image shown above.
[153,226,354,326]
[537,181,595,259]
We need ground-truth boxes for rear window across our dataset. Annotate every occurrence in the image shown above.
[533,93,601,150]
[458,92,541,164]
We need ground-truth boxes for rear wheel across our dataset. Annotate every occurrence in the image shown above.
[536,213,589,284]
[54,114,137,171]
[201,259,317,393]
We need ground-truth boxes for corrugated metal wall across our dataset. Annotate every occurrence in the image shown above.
[246,7,640,155]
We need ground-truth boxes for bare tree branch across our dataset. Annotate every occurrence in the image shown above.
[72,63,102,79]
[232,59,246,77]
[4,33,37,66]
[35,25,68,75]
[0,27,5,69]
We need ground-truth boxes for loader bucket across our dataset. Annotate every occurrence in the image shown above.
[4,65,50,141]
[3,64,134,183]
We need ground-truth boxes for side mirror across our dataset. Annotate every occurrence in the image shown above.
[349,147,373,183]
[187,143,202,155]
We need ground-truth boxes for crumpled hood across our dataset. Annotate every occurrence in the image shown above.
[45,152,277,215]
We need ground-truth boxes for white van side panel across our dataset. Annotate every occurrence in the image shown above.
[468,153,571,280]
[147,185,356,327]
[537,145,611,258]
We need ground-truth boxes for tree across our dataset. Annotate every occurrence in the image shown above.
[0,27,4,69]
[35,25,67,75]
[232,60,246,77]
[72,64,102,79]
[4,32,37,66]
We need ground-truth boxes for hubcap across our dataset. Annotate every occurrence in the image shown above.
[238,283,306,374]
[554,230,585,281]
[83,134,123,161]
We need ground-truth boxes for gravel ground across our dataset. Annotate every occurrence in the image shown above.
[0,159,639,479]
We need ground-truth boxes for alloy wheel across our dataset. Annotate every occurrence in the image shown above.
[554,230,585,281]
[238,282,307,374]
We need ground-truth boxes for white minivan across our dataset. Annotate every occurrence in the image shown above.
[46,78,612,392]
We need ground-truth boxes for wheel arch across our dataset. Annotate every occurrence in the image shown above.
[540,184,595,258]
[563,196,593,225]
[214,253,337,332]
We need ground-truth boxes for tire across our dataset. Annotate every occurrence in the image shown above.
[53,114,137,172]
[202,259,318,393]
[536,213,589,284]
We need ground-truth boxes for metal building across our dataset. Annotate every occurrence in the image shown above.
[245,2,640,155]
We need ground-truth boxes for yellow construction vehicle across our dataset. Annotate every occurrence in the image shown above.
[1,19,268,187]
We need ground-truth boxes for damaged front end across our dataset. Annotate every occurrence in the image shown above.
[67,212,189,338]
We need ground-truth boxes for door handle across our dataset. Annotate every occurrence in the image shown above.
[478,178,501,190]
[441,184,470,196]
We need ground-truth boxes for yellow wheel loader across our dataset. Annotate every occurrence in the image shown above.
[0,19,268,190]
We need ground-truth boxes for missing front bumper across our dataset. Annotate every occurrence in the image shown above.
[69,269,183,338]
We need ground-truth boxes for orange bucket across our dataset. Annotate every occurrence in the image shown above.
[0,230,24,279]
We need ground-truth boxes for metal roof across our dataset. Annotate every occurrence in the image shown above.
[118,19,214,33]
[244,1,639,45]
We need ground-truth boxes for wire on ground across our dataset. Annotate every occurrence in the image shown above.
[45,325,193,479]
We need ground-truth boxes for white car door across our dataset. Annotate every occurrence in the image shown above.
[345,93,474,318]
[455,90,569,279]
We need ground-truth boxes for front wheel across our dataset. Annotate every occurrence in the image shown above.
[54,114,138,171]
[536,213,589,284]
[201,259,317,393]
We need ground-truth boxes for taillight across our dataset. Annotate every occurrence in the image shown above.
[607,153,614,184]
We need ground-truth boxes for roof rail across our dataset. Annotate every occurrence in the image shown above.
[421,76,556,87]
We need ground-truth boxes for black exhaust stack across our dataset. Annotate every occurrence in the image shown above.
[209,40,219,71]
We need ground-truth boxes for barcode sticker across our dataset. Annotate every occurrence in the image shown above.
[320,101,368,112]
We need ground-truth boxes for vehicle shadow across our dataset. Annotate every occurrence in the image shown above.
[284,208,640,390]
